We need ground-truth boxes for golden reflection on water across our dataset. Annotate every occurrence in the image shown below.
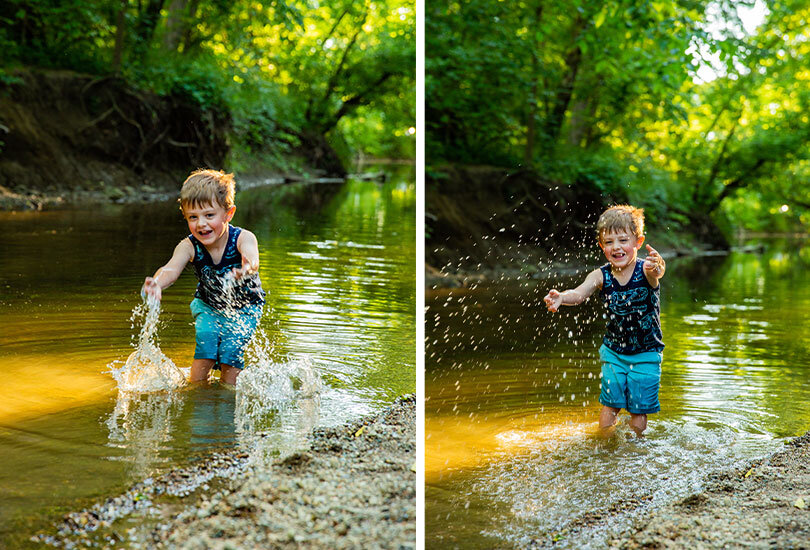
[0,353,116,423]
[426,409,600,482]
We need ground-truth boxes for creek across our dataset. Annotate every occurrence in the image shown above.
[0,167,415,546]
[426,239,810,548]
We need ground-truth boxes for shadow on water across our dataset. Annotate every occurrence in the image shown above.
[426,239,810,548]
[0,166,415,546]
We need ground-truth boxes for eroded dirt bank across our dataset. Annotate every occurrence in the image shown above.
[426,165,619,288]
[0,69,229,210]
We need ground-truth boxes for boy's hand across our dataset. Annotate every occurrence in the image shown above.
[643,245,665,275]
[232,257,257,280]
[544,289,563,312]
[142,277,162,302]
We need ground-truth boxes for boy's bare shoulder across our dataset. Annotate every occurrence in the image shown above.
[586,267,604,286]
[236,229,258,244]
[174,238,194,257]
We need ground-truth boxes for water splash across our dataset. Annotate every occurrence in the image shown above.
[235,326,323,436]
[108,295,187,393]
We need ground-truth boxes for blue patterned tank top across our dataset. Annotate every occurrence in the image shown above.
[188,225,266,311]
[599,259,664,354]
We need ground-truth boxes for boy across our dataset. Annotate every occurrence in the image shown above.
[543,205,665,436]
[141,169,266,386]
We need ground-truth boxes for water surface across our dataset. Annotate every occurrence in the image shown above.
[426,240,810,548]
[0,168,415,545]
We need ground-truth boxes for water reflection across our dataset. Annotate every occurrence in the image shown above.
[426,239,810,548]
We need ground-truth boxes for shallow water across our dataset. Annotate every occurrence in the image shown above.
[0,168,415,545]
[426,240,810,548]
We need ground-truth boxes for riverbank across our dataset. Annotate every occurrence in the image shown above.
[606,430,810,549]
[36,395,415,549]
[0,69,364,212]
[519,429,810,549]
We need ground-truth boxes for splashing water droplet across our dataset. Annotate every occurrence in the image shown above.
[108,296,186,393]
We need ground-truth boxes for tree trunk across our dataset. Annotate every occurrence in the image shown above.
[567,96,589,147]
[542,41,582,148]
[111,0,128,74]
[180,0,201,53]
[133,0,167,60]
[163,0,187,52]
[524,2,543,164]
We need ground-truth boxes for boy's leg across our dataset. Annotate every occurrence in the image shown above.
[626,351,662,437]
[218,305,262,385]
[219,364,241,385]
[190,299,220,382]
[599,406,621,432]
[629,413,647,436]
[190,358,216,382]
[598,345,628,435]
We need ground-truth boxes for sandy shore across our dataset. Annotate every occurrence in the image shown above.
[38,395,415,549]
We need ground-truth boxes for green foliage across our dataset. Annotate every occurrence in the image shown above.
[549,148,630,199]
[1,0,414,166]
[0,0,112,71]
[428,0,810,234]
[128,55,229,110]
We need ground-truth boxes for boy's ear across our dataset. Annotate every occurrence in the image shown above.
[226,206,236,221]
[636,235,645,249]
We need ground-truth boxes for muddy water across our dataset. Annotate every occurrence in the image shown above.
[0,169,415,545]
[426,241,810,548]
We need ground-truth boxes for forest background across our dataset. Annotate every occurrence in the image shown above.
[426,0,810,259]
[0,0,415,194]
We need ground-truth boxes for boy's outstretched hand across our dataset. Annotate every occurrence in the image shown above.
[231,257,257,280]
[643,244,665,276]
[544,289,563,312]
[142,276,162,302]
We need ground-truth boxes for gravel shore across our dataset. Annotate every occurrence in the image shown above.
[39,395,415,549]
[605,431,810,549]
[519,431,810,549]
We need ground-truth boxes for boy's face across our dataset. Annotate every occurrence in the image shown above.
[598,229,644,271]
[182,201,235,247]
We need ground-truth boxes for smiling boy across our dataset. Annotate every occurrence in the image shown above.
[141,169,266,385]
[544,205,665,436]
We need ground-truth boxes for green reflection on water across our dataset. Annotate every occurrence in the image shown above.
[426,239,810,548]
[0,169,415,546]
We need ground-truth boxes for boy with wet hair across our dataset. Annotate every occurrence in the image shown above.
[141,169,266,385]
[544,204,666,436]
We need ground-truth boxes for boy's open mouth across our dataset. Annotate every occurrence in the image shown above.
[198,229,213,237]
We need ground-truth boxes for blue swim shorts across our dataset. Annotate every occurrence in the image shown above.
[190,298,263,370]
[599,344,662,415]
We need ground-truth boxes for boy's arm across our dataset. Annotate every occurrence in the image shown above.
[233,230,260,280]
[142,239,194,301]
[643,244,665,287]
[544,268,603,313]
